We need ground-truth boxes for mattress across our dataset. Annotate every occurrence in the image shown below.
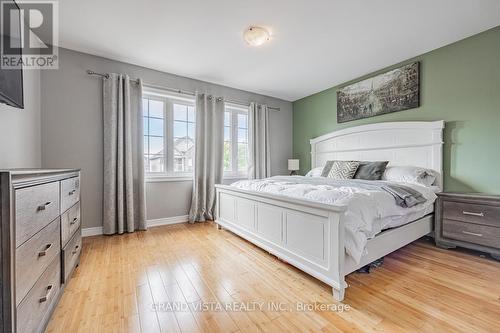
[230,176,438,263]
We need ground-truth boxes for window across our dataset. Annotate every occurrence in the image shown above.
[224,104,249,178]
[143,89,195,179]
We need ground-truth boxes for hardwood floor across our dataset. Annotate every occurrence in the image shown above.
[46,222,500,333]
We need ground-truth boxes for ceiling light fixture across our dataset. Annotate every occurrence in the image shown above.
[243,26,271,47]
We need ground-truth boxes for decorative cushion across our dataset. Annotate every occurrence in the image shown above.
[305,167,323,177]
[326,161,360,180]
[321,160,335,177]
[354,161,389,180]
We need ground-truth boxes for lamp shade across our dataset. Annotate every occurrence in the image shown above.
[288,159,300,171]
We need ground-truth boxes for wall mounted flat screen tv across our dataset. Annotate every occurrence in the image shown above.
[0,0,24,109]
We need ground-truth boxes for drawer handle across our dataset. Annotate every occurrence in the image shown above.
[72,244,80,255]
[70,217,79,225]
[462,231,483,237]
[68,190,76,196]
[462,211,484,217]
[37,202,52,211]
[39,284,54,303]
[38,243,53,257]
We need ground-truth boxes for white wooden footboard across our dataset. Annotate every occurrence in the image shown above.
[215,184,348,301]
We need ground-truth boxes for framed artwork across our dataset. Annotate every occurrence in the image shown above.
[337,62,420,123]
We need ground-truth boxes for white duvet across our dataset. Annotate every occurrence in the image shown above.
[230,176,438,263]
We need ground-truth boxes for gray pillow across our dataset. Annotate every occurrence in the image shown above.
[354,161,389,180]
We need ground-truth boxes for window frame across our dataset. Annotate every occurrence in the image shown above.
[224,103,249,179]
[143,88,196,182]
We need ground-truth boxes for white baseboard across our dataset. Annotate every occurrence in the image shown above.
[82,226,103,237]
[81,215,189,237]
[147,215,189,228]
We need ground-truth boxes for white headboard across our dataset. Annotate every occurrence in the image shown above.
[310,121,445,188]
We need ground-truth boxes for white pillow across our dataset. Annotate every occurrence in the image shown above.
[383,166,438,187]
[305,167,323,177]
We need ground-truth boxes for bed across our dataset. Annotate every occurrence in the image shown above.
[215,121,444,301]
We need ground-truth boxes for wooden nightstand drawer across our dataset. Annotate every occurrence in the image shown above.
[15,217,61,306]
[61,176,80,214]
[436,193,500,260]
[15,181,60,247]
[61,201,81,247]
[16,256,61,333]
[62,229,82,283]
[442,219,500,249]
[443,201,500,227]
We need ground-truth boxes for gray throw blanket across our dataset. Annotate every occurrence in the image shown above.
[266,176,427,208]
[381,184,427,208]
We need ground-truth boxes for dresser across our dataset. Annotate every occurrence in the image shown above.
[435,192,500,260]
[0,169,82,333]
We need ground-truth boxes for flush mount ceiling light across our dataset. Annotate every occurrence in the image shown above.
[243,26,271,47]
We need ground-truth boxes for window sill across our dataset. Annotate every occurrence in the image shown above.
[146,175,193,183]
[145,175,247,183]
[223,176,248,180]
[223,175,248,184]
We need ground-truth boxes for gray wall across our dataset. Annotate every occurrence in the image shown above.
[0,68,41,168]
[41,48,293,228]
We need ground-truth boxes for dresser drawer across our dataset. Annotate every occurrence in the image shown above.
[63,229,82,283]
[15,217,61,306]
[15,182,60,247]
[16,256,61,333]
[61,202,81,247]
[442,219,500,249]
[443,200,500,227]
[61,176,80,214]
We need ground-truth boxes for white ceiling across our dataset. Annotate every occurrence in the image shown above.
[57,0,500,101]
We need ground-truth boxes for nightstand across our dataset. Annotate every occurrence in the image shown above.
[435,192,500,260]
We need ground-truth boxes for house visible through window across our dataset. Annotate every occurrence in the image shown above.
[143,89,195,179]
[173,103,195,173]
[224,104,249,178]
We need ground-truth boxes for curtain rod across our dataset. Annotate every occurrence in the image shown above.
[86,69,280,111]
[86,70,195,96]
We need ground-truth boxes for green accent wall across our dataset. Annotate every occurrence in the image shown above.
[293,26,500,194]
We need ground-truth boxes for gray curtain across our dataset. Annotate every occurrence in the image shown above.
[248,103,271,179]
[102,73,146,234]
[189,94,225,222]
